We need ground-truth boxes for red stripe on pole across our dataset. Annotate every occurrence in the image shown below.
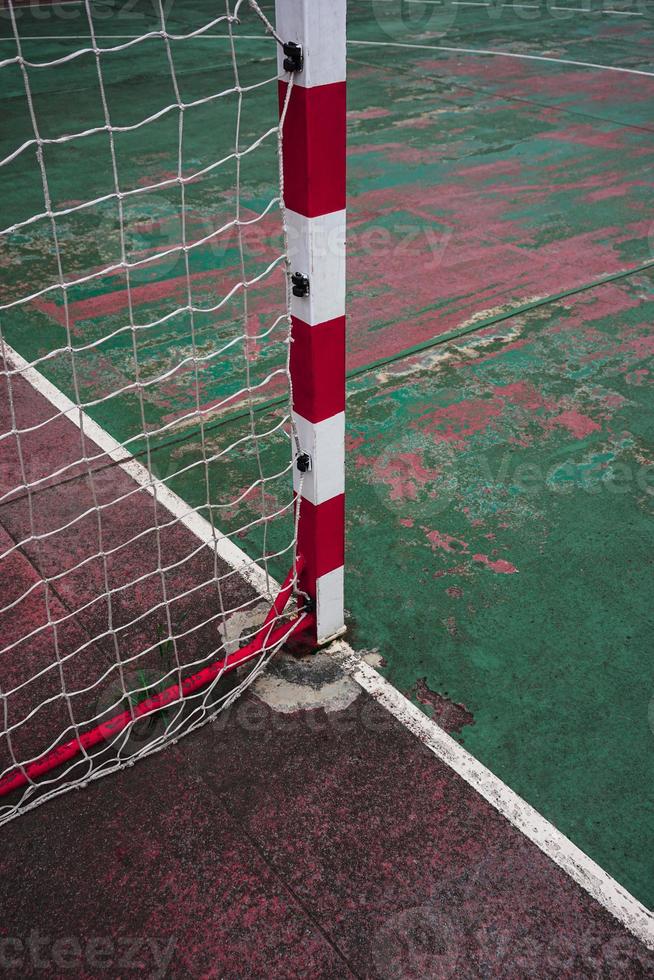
[0,564,310,799]
[279,80,346,218]
[290,314,345,423]
[297,494,345,598]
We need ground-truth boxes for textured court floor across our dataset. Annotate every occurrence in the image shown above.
[1,0,653,969]
[2,675,654,977]
[343,2,654,911]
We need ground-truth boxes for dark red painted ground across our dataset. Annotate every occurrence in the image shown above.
[1,685,653,978]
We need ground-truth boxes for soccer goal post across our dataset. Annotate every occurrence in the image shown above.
[0,0,346,822]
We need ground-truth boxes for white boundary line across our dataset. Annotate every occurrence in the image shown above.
[393,0,645,12]
[349,39,654,78]
[334,643,654,950]
[5,342,653,950]
[1,343,278,598]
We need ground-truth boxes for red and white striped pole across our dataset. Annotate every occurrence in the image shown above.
[276,0,346,643]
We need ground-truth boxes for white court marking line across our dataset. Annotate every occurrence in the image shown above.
[1,343,278,599]
[379,0,645,10]
[448,1,539,6]
[449,0,537,5]
[350,38,654,77]
[551,4,643,11]
[4,341,653,948]
[334,643,654,951]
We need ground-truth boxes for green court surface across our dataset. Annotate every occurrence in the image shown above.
[1,0,653,911]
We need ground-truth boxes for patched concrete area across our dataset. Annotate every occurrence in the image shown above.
[251,650,362,713]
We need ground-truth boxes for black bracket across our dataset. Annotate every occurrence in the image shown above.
[302,596,316,614]
[291,272,310,298]
[283,41,303,74]
[296,452,312,474]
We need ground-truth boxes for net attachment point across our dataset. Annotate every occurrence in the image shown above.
[291,272,310,297]
[283,41,303,73]
[296,452,312,473]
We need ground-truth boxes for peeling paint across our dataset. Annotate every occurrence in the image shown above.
[414,678,475,735]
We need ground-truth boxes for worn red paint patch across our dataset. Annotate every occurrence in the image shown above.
[548,410,602,439]
[344,165,648,374]
[472,337,532,365]
[597,392,626,410]
[350,140,451,167]
[473,554,518,575]
[436,57,650,108]
[455,158,524,182]
[363,452,440,502]
[585,181,648,204]
[30,209,284,329]
[345,433,366,452]
[619,331,654,360]
[554,285,644,338]
[434,561,471,579]
[493,381,554,412]
[539,124,633,151]
[626,368,649,386]
[348,107,391,120]
[424,528,469,554]
[415,678,475,735]
[415,397,504,447]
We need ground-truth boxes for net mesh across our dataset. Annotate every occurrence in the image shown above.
[0,0,306,823]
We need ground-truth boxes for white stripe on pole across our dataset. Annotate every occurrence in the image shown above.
[275,0,347,87]
[292,411,345,505]
[316,566,346,640]
[286,208,347,326]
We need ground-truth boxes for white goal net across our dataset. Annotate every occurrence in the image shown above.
[0,0,307,823]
